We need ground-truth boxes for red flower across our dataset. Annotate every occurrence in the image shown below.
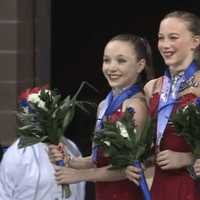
[18,84,49,102]
[177,93,197,109]
[30,87,41,94]
[108,108,124,123]
[19,88,32,101]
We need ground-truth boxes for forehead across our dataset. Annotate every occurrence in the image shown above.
[159,17,190,34]
[104,40,136,56]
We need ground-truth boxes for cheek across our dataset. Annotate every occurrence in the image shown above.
[174,39,190,50]
[102,64,105,72]
[157,42,162,51]
[102,65,107,76]
[157,45,163,56]
[126,68,138,79]
[175,41,183,48]
[177,42,191,54]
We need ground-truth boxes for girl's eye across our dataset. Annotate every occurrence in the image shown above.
[158,36,164,41]
[169,36,178,40]
[103,58,110,63]
[117,59,126,63]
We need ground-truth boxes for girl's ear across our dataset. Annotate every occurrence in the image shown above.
[192,35,200,50]
[137,59,146,74]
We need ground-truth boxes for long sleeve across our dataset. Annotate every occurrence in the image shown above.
[0,158,15,199]
[0,140,40,200]
[0,139,86,200]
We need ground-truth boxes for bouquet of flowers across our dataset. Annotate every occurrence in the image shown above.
[17,82,96,199]
[93,107,154,200]
[171,97,200,180]
[171,97,200,156]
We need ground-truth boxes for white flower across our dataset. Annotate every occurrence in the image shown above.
[27,92,47,110]
[27,93,41,103]
[43,89,51,96]
[116,121,129,138]
[104,141,111,146]
[37,100,46,110]
[182,105,189,113]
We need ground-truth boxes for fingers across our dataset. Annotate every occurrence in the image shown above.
[56,176,65,184]
[194,168,200,176]
[156,151,167,164]
[155,150,188,170]
[125,166,141,186]
[58,143,64,154]
[178,86,200,97]
[194,159,200,176]
[55,172,66,184]
[48,151,63,163]
[54,165,63,171]
[48,144,65,163]
[194,159,200,167]
[156,150,169,159]
[54,165,67,184]
[156,150,171,169]
[54,166,78,184]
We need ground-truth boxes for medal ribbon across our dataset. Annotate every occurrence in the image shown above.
[156,61,198,146]
[92,83,141,161]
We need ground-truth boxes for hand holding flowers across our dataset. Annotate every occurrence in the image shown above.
[171,97,200,179]
[93,107,154,200]
[17,82,96,198]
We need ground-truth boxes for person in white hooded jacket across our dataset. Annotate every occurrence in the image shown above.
[0,137,85,200]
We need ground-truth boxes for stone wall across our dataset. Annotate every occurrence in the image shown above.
[0,0,51,146]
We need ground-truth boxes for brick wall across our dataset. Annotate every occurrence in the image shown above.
[0,0,51,146]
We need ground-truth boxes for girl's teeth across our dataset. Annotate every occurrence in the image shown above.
[164,52,173,57]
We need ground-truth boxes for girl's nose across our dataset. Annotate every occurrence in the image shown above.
[108,61,117,71]
[159,39,171,49]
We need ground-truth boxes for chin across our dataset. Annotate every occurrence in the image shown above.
[163,59,176,67]
[163,55,179,66]
[107,80,118,87]
[109,83,120,89]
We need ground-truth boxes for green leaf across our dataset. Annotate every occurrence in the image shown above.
[18,135,48,148]
[62,107,75,130]
[93,108,154,169]
[17,82,96,149]
[171,102,200,155]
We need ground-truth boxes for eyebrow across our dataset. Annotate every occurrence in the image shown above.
[158,32,179,36]
[103,54,127,58]
[117,54,126,57]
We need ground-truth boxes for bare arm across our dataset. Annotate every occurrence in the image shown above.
[48,144,95,169]
[123,94,150,184]
[55,164,127,184]
[68,156,95,169]
[123,94,148,132]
